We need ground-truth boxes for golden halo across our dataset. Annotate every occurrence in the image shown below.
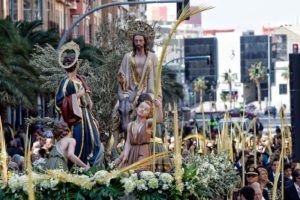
[58,41,80,69]
[127,20,155,45]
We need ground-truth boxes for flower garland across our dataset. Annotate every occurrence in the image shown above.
[0,153,239,200]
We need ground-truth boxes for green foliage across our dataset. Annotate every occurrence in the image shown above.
[139,192,168,200]
[182,163,197,180]
[193,77,207,93]
[90,180,124,200]
[248,62,265,81]
[220,92,229,102]
[0,17,38,108]
[281,68,289,81]
[0,17,60,110]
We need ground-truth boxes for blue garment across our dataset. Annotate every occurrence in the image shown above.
[56,76,103,166]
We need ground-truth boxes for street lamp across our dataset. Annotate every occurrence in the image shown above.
[267,28,271,107]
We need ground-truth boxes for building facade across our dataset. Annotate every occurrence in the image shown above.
[0,0,106,45]
[240,32,288,105]
[184,37,218,102]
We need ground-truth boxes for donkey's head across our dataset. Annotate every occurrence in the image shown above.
[118,90,137,132]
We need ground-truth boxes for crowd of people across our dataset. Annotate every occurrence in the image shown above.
[176,112,298,200]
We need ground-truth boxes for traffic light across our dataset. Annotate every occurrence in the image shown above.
[266,69,270,77]
[255,68,259,77]
[293,43,299,54]
[191,92,195,99]
[177,0,190,20]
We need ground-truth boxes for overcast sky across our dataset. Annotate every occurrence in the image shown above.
[147,0,300,30]
[199,0,300,30]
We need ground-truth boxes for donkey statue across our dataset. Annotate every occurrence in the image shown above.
[111,88,137,159]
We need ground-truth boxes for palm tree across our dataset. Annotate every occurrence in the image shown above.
[220,91,228,110]
[0,18,60,115]
[193,77,207,105]
[248,62,265,110]
[223,69,237,109]
[281,68,289,82]
[0,17,38,109]
[15,20,60,48]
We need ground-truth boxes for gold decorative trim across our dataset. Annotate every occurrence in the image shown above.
[78,118,84,159]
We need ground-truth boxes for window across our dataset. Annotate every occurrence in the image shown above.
[10,0,18,21]
[72,15,80,38]
[23,0,42,21]
[279,84,287,95]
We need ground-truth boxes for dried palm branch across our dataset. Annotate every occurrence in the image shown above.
[272,151,282,200]
[152,3,214,169]
[173,104,183,193]
[0,117,8,185]
[27,137,35,200]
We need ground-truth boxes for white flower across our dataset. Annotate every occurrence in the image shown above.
[136,179,148,191]
[40,180,51,189]
[8,174,21,192]
[94,170,110,185]
[162,184,169,190]
[140,171,155,181]
[148,178,158,189]
[159,173,174,185]
[121,177,136,195]
[19,175,28,192]
[50,178,59,188]
[130,173,138,181]
[94,170,109,179]
[77,175,90,188]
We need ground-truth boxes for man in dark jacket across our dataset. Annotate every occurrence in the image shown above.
[284,169,300,200]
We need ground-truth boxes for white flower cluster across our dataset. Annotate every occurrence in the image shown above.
[8,173,26,193]
[93,170,110,186]
[120,171,174,195]
[8,172,59,193]
[184,153,239,198]
[120,177,136,195]
[159,173,174,190]
[39,178,59,190]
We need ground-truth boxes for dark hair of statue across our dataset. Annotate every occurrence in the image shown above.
[53,121,70,140]
[132,32,148,56]
[137,93,153,118]
[63,54,77,72]
[137,93,152,107]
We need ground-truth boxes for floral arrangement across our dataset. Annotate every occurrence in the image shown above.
[0,153,239,200]
[182,153,240,199]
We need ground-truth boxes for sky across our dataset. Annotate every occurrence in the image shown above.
[147,0,300,31]
[199,0,300,30]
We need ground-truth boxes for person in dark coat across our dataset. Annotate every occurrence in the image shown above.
[284,169,300,200]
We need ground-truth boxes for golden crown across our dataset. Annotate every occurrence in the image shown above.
[58,41,80,69]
